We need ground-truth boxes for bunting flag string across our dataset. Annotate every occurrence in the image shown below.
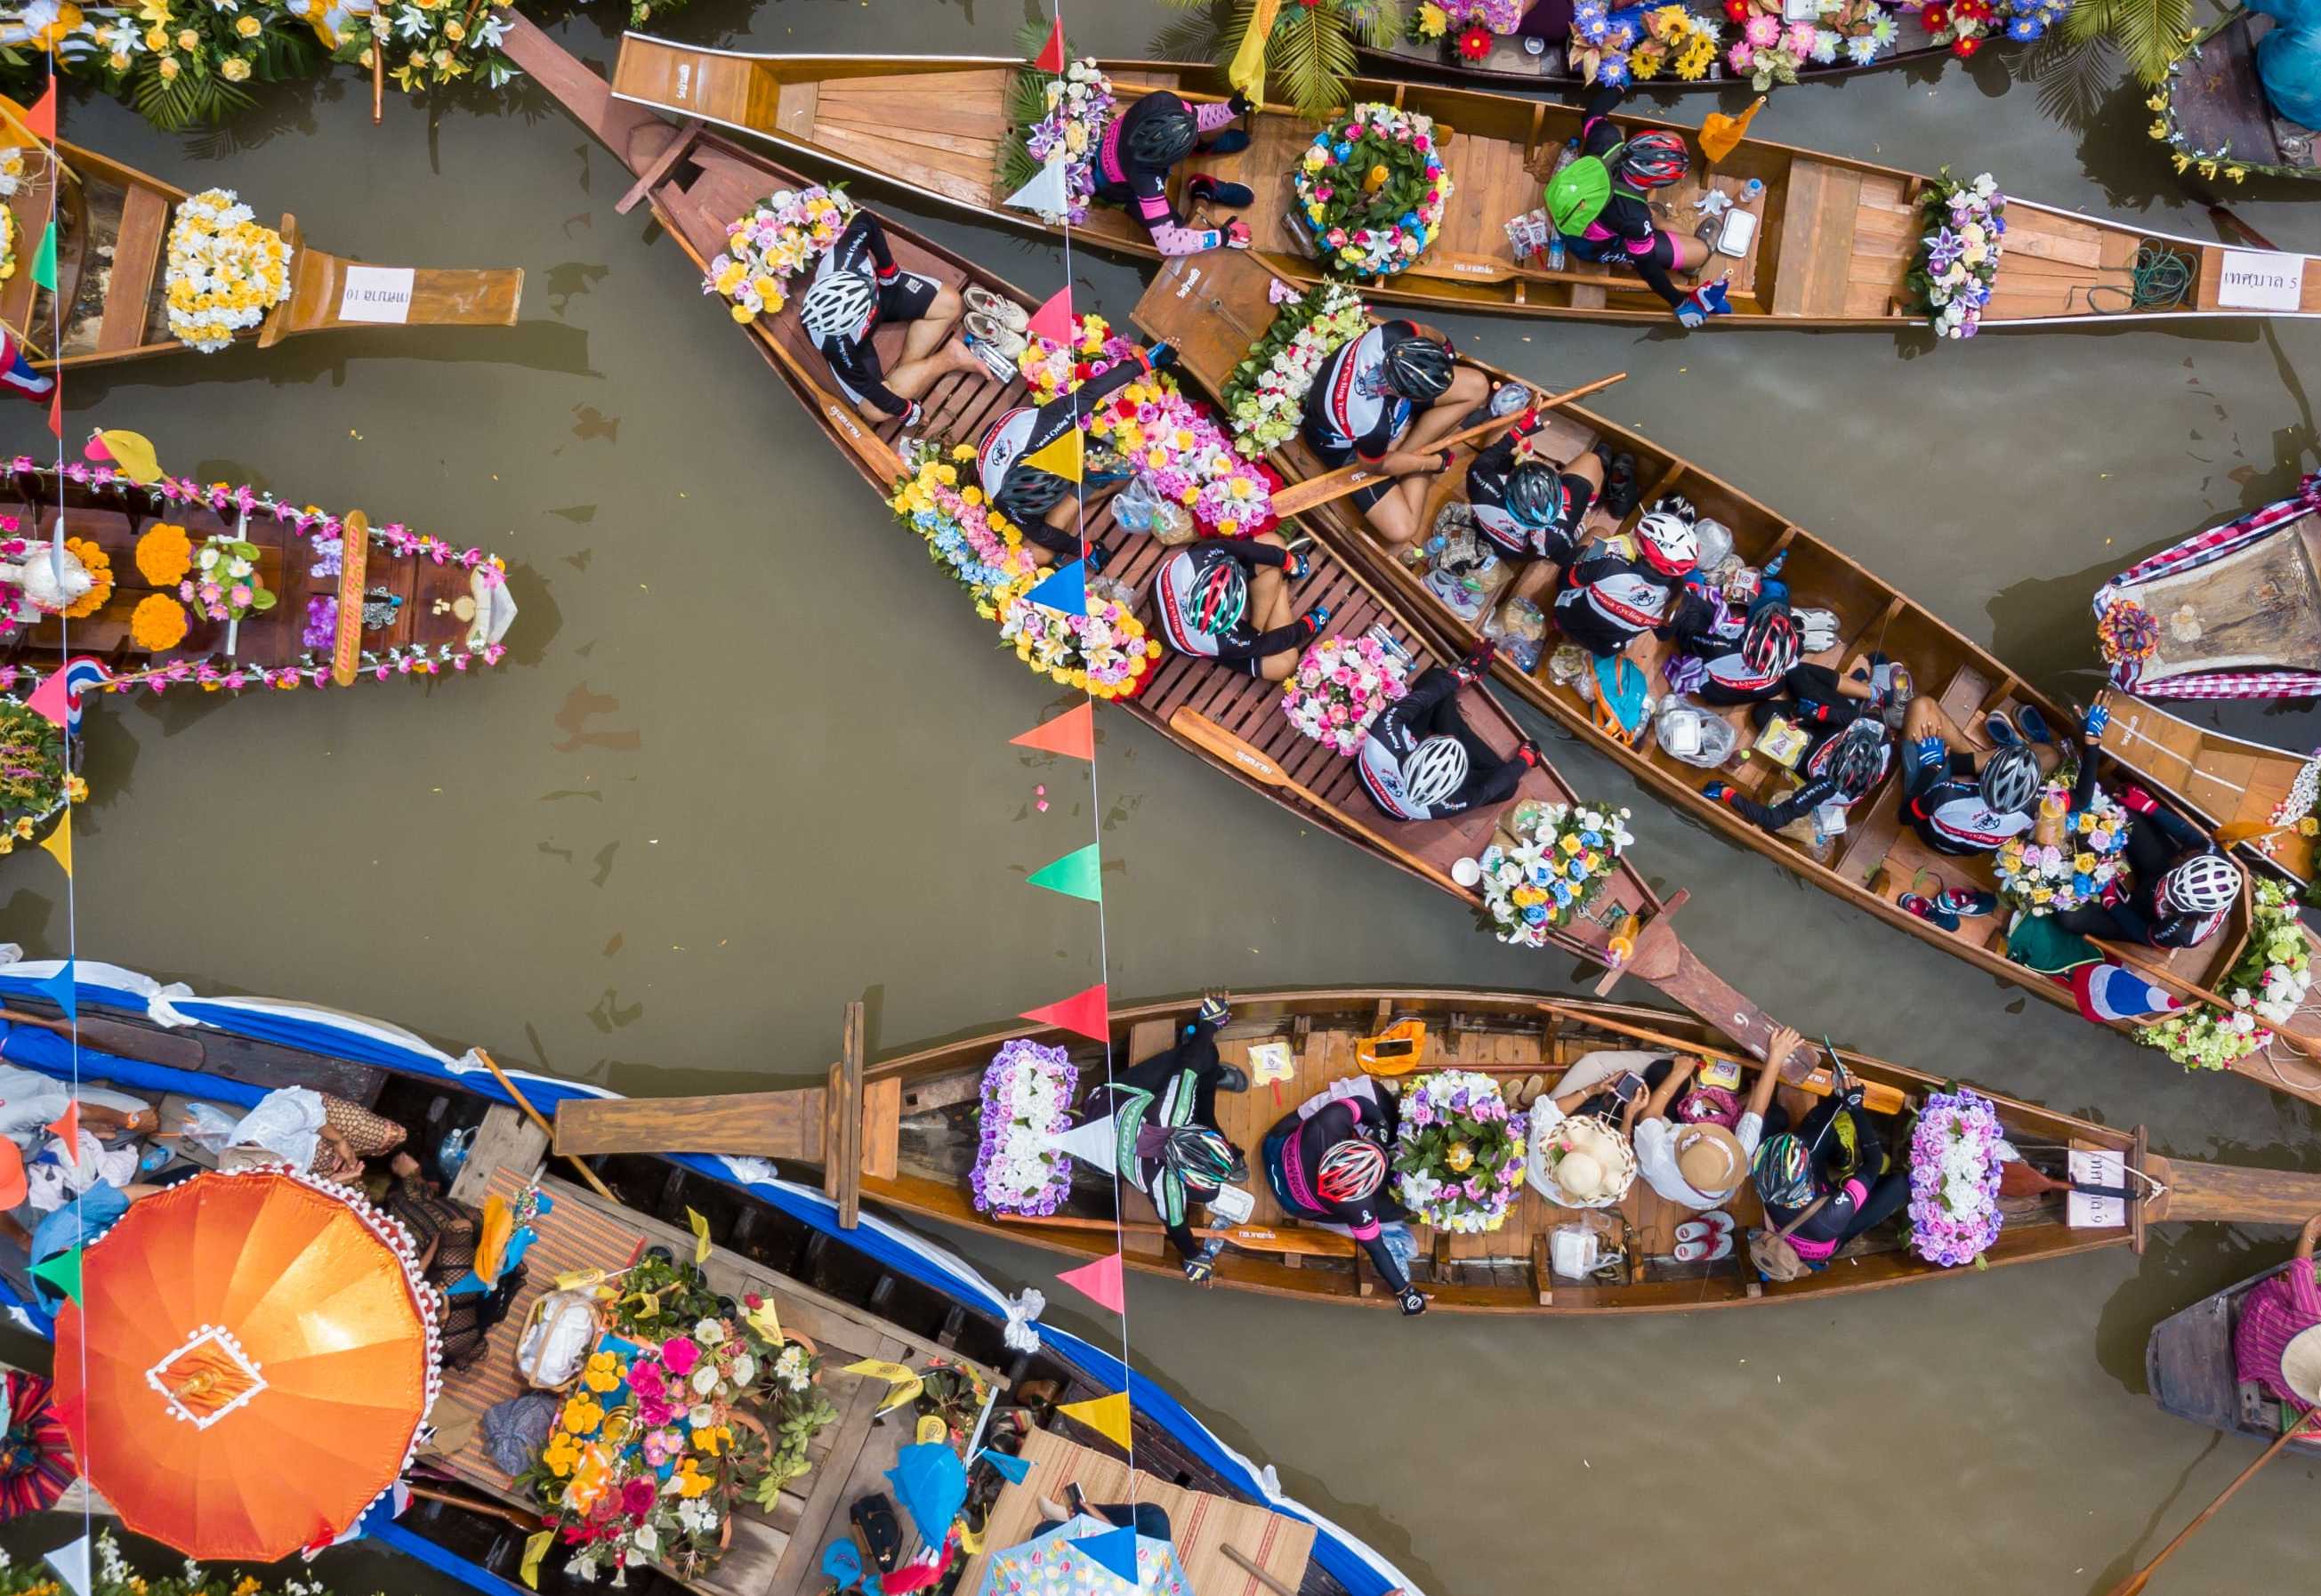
[1079,1524,1140,1588]
[1025,286,1076,347]
[38,809,69,877]
[1020,984,1109,1043]
[46,1100,77,1165]
[43,1530,91,1596]
[1003,159,1074,221]
[975,1447,1033,1484]
[1054,1391,1133,1451]
[1027,844,1102,903]
[1022,557,1089,619]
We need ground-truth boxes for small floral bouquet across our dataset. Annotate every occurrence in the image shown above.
[971,1037,1079,1215]
[1294,103,1452,282]
[66,0,326,134]
[1016,311,1147,404]
[995,570,1158,699]
[1723,0,1822,86]
[703,184,856,324]
[2142,880,2309,1069]
[1222,282,1370,457]
[180,533,276,624]
[1906,1087,2003,1267]
[1076,367,1278,537]
[0,696,82,855]
[1472,798,1635,948]
[1281,633,1409,756]
[163,189,294,352]
[1393,1069,1525,1234]
[1807,0,1899,67]
[331,3,519,97]
[1899,0,1995,55]
[2095,594,2159,666]
[1019,56,1115,227]
[1908,168,2004,339]
[1993,782,2129,915]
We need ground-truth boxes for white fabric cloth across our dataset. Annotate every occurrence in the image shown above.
[0,1064,150,1148]
[1632,1110,1764,1211]
[227,1085,327,1173]
[24,1129,139,1213]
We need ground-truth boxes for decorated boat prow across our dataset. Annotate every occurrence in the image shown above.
[2148,1263,2321,1455]
[2158,8,2321,183]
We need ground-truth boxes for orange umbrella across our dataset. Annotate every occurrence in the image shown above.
[51,1168,441,1560]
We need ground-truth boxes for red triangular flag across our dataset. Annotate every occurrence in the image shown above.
[45,385,60,439]
[1032,15,1067,74]
[22,80,54,141]
[1022,983,1108,1043]
[1011,702,1094,762]
[47,1100,77,1165]
[1057,1251,1126,1315]
[1025,286,1075,348]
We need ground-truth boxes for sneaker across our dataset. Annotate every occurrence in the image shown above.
[2016,704,2053,745]
[1983,710,2020,747]
[1213,1065,1251,1092]
[1197,130,1253,156]
[963,286,1028,332]
[1934,889,1998,919]
[1595,446,1640,518]
[1186,174,1254,208]
[1899,892,1961,932]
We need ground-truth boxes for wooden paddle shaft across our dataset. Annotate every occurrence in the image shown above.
[0,1006,206,1071]
[993,1209,1355,1257]
[1222,1546,1302,1596]
[2102,1407,2321,1596]
[2095,940,2321,1060]
[471,1046,619,1203]
[1266,373,1627,518]
[1532,998,1906,1115]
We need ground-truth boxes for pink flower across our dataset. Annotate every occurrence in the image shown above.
[629,1360,667,1399]
[1745,12,1779,44]
[1785,19,1817,50]
[1729,39,1756,69]
[230,584,253,609]
[620,1479,657,1519]
[1314,186,1334,202]
[660,1336,700,1376]
[1414,135,1431,152]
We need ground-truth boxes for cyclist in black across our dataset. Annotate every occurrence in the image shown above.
[1703,715,1893,835]
[1464,409,1608,610]
[1358,647,1536,822]
[1261,1088,1426,1316]
[1898,695,2066,859]
[796,211,983,426]
[1679,603,1802,707]
[1093,89,1258,255]
[1302,320,1490,546]
[977,341,1173,564]
[1553,507,1715,659]
[1752,1078,1910,1272]
[2051,710,2242,950]
[1151,535,1327,681]
[1543,85,1711,316]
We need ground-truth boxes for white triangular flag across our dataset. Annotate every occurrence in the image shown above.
[1003,159,1072,220]
[1044,1113,1120,1175]
[44,1533,92,1596]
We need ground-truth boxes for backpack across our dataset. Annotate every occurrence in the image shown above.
[1544,146,1631,236]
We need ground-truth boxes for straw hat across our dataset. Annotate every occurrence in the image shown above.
[1527,1110,1637,1208]
[1674,1123,1747,1202]
[2280,1323,2321,1405]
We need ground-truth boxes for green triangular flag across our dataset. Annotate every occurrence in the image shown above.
[1026,843,1101,903]
[29,220,55,293]
[30,1245,81,1307]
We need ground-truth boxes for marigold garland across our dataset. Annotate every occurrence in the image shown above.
[129,592,191,652]
[135,521,195,587]
[60,537,113,620]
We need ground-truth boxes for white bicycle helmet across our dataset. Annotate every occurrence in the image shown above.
[800,270,877,343]
[1403,736,1471,809]
[2158,853,2242,916]
[1978,744,2041,816]
[1635,511,1700,576]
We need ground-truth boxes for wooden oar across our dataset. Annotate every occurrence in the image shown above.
[2093,939,2321,1060]
[471,1046,619,1203]
[1222,1546,1305,1596]
[1531,998,1907,1114]
[0,1007,207,1072]
[1267,374,1627,519]
[993,1210,1356,1258]
[2102,1407,2321,1595]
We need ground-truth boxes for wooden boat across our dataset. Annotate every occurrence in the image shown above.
[555,986,2321,1317]
[2091,689,2317,887]
[1133,246,2321,1104]
[2160,9,2321,184]
[1356,29,1962,93]
[1,458,517,692]
[0,137,524,370]
[0,963,1392,1596]
[595,35,2321,328]
[2091,481,2321,696]
[2147,1261,2321,1456]
[504,13,1845,1075]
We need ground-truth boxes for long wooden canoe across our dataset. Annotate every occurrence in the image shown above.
[3,459,517,693]
[597,35,2321,328]
[552,987,2321,1317]
[1133,247,2321,1104]
[505,14,1840,1074]
[0,138,523,370]
[1355,29,1965,93]
[0,969,1376,1596]
[2160,9,2321,184]
[2147,1261,2321,1456]
[2091,690,2317,887]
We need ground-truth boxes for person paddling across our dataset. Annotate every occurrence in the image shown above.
[1543,85,1721,326]
[1301,320,1491,546]
[1095,88,1258,255]
[795,208,985,425]
[1463,407,1614,610]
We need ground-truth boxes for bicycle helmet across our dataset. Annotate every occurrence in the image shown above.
[1382,336,1455,402]
[1316,1138,1387,1205]
[1503,463,1564,530]
[1825,721,1889,802]
[1190,560,1248,637]
[1616,131,1690,190]
[1740,605,1801,678]
[1978,743,2041,817]
[1157,1126,1245,1196]
[1402,735,1471,809]
[1125,98,1200,168]
[1752,1132,1815,1211]
[992,468,1070,527]
[2157,853,2242,916]
[799,270,876,343]
[1635,511,1700,576]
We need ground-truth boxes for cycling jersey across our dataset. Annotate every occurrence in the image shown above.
[1093,92,1240,256]
[808,214,939,418]
[1261,1094,1412,1294]
[1076,1012,1237,1263]
[1901,738,2051,856]
[2052,801,2231,950]
[1466,431,1593,562]
[1152,539,1309,672]
[1302,321,1425,462]
[1357,665,1524,822]
[1724,723,1894,834]
[979,357,1150,557]
[1558,85,1685,310]
[1552,545,1711,657]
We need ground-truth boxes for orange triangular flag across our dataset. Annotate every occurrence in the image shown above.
[38,810,69,877]
[48,1100,77,1165]
[22,80,55,142]
[1021,984,1108,1043]
[1032,15,1067,74]
[46,386,60,439]
[1011,702,1094,761]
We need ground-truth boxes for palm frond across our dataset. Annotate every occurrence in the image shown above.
[2070,0,2188,81]
[1273,5,1358,117]
[1343,0,1407,48]
[1015,4,1057,59]
[2029,30,2119,129]
[1148,10,1228,60]
[133,66,255,132]
[1003,67,1050,125]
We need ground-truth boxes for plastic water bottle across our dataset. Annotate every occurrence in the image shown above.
[1740,177,1765,206]
[1544,231,1567,272]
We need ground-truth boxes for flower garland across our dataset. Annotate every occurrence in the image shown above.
[970,1037,1078,1216]
[1471,798,1635,948]
[0,1527,389,1593]
[996,568,1155,698]
[1899,0,2067,57]
[702,184,856,324]
[1281,633,1408,756]
[59,537,113,621]
[0,696,80,852]
[2094,595,2159,666]
[1293,103,1451,281]
[1392,1070,1525,1234]
[1805,0,1900,68]
[2140,879,2312,1069]
[1221,282,1369,458]
[2150,20,2260,182]
[1908,168,2004,339]
[1906,1087,2003,1267]
[181,532,276,623]
[1724,0,1824,85]
[163,189,294,352]
[1019,57,1114,227]
[1993,780,2129,915]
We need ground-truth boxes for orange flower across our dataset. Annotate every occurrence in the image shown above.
[134,521,193,587]
[128,593,189,651]
[60,537,113,620]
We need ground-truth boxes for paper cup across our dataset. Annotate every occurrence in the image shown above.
[1451,857,1483,889]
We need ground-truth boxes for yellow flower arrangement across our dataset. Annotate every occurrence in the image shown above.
[582,1350,624,1393]
[541,1431,581,1478]
[561,1392,606,1435]
[134,520,193,587]
[1411,2,1449,38]
[163,189,293,352]
[2300,815,2318,838]
[60,538,113,620]
[128,593,188,651]
[704,185,854,322]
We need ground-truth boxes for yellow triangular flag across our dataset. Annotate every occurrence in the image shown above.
[90,429,163,486]
[958,1519,987,1556]
[0,95,38,152]
[38,810,69,878]
[1227,0,1280,100]
[745,1295,783,1348]
[1056,1391,1132,1451]
[686,1205,712,1264]
[520,1529,555,1591]
[915,1413,949,1445]
[1019,427,1084,485]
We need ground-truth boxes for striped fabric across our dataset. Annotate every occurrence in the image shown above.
[2101,476,2321,699]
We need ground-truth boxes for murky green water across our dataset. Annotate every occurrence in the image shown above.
[6,3,2321,1590]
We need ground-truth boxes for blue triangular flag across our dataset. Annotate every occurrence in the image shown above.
[32,960,75,1021]
[1023,558,1088,618]
[1079,1524,1139,1590]
[976,1447,1032,1484]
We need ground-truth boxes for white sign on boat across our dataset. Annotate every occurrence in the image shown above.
[2215,250,2305,312]
[337,265,417,324]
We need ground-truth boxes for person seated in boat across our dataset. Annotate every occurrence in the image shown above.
[1895,694,2059,863]
[978,341,1176,567]
[1749,1065,1910,1273]
[226,1084,409,1183]
[0,1064,156,1150]
[2251,0,2321,130]
[1703,715,1894,838]
[1358,645,1539,823]
[1551,505,1715,660]
[1261,1081,1426,1316]
[1544,85,1713,324]
[2050,709,2243,950]
[1300,320,1492,548]
[1070,994,1251,1283]
[1463,408,1611,609]
[1151,535,1327,682]
[2234,1210,2321,1414]
[796,209,985,427]
[1672,601,1804,707]
[1094,87,1259,256]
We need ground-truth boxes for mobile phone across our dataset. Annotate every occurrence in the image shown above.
[1610,1071,1648,1106]
[1368,1036,1418,1060]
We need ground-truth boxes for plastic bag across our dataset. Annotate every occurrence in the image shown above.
[175,1101,243,1158]
[1482,596,1547,674]
[1110,475,1162,533]
[516,1288,600,1390]
[1655,702,1738,768]
[1691,516,1735,575]
[1146,499,1197,546]
[1549,1223,1601,1279]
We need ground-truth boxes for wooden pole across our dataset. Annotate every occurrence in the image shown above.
[1221,1546,1302,1596]
[372,33,384,125]
[2101,1407,2321,1596]
[471,1046,618,1203]
[1529,998,1907,1115]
